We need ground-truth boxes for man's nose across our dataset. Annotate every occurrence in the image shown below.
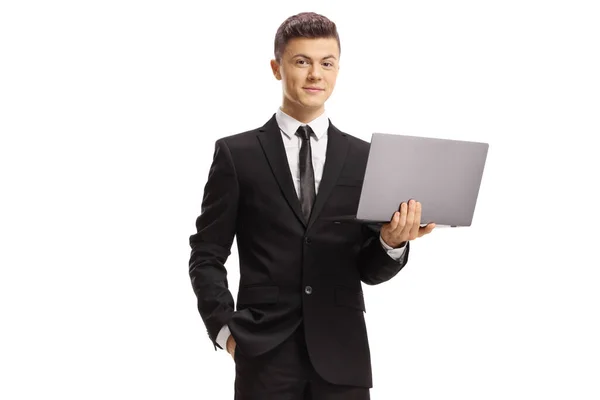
[308,65,323,80]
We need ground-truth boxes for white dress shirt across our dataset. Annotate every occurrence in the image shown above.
[216,109,407,351]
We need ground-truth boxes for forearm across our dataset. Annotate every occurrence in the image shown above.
[189,242,236,345]
[357,224,410,285]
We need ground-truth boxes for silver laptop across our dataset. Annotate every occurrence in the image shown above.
[329,133,489,227]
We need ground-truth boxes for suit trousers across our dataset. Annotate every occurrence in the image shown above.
[233,322,370,400]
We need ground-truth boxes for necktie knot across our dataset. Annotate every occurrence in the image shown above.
[295,125,313,141]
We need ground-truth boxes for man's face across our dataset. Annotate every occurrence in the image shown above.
[271,37,340,117]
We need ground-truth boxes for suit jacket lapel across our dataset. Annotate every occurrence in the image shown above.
[258,115,307,227]
[257,115,349,230]
[307,122,348,230]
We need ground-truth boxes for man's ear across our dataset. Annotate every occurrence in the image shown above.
[270,59,281,80]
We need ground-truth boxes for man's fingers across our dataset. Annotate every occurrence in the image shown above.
[405,200,416,232]
[386,201,436,245]
[409,202,421,239]
[397,202,408,232]
[418,223,436,237]
[389,211,399,230]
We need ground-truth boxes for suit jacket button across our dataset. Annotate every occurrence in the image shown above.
[304,286,313,295]
[305,237,311,244]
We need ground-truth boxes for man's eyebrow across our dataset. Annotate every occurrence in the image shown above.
[292,54,338,61]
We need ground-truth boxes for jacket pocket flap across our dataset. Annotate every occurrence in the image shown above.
[334,286,366,311]
[238,285,279,305]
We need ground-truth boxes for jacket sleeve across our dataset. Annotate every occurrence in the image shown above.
[357,223,410,285]
[188,139,238,350]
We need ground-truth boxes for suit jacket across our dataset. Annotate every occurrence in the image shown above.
[188,114,410,388]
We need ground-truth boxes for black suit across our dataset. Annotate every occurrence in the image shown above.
[189,114,410,390]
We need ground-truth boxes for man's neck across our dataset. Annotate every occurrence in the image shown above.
[280,104,325,124]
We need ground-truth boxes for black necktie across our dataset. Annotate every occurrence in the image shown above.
[295,125,316,222]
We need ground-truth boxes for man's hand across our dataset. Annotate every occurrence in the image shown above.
[226,335,236,360]
[380,200,436,248]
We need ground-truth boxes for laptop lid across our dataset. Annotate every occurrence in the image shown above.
[351,133,489,227]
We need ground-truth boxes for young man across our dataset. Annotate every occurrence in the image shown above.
[189,12,435,400]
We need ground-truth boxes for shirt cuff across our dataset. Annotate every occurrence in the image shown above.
[216,324,231,351]
[380,234,407,261]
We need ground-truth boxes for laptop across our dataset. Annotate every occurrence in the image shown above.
[327,133,489,227]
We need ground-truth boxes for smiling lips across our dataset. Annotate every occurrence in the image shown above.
[304,87,324,93]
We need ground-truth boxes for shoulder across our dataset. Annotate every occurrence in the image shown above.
[215,114,277,150]
[331,123,371,153]
[345,132,370,149]
[216,127,261,149]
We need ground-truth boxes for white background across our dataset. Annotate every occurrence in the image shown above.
[1,0,599,399]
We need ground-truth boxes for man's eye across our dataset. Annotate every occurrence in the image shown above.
[296,59,308,65]
[323,62,333,67]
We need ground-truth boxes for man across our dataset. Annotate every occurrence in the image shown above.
[189,11,436,400]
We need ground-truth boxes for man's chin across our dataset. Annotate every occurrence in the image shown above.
[299,100,326,110]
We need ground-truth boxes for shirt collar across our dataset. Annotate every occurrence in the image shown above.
[276,108,329,141]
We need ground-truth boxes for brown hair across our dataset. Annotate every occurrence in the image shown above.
[274,12,341,63]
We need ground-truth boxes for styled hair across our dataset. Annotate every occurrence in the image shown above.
[274,12,340,62]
